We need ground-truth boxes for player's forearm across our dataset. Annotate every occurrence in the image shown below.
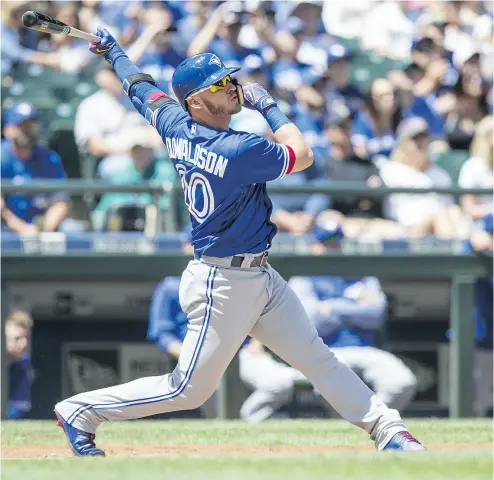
[273,122,313,172]
[43,201,70,232]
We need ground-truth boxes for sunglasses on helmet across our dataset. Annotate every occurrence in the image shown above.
[189,75,233,97]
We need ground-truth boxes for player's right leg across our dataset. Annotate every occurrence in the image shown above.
[55,261,269,445]
[249,265,426,451]
[329,347,417,412]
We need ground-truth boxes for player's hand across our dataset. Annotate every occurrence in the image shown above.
[242,82,277,114]
[89,28,119,57]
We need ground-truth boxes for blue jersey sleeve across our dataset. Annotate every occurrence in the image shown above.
[111,54,188,138]
[233,133,295,185]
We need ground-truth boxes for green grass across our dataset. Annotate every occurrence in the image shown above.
[2,419,493,480]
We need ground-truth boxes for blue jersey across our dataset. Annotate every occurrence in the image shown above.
[150,99,295,257]
[147,277,189,351]
[289,276,387,348]
[8,354,33,419]
[1,139,68,223]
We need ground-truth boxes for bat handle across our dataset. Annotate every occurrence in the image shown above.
[70,27,101,43]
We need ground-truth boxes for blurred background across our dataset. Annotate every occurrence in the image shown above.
[1,0,493,422]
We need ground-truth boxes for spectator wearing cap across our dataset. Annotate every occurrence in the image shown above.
[270,16,314,95]
[5,311,34,419]
[298,44,363,122]
[284,1,332,67]
[122,4,184,96]
[187,2,280,70]
[289,221,417,413]
[351,78,404,164]
[324,44,364,119]
[1,102,70,235]
[380,117,469,238]
[174,1,211,57]
[459,115,494,220]
[74,66,161,162]
[94,130,175,232]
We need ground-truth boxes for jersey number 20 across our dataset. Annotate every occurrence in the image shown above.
[176,164,215,223]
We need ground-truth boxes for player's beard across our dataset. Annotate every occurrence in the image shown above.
[203,98,241,116]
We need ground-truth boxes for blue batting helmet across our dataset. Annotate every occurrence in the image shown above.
[172,53,240,110]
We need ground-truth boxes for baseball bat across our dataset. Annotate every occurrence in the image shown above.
[22,11,100,43]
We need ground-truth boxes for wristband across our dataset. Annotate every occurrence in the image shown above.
[263,106,291,133]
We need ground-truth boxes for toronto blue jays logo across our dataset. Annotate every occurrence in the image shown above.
[209,55,222,67]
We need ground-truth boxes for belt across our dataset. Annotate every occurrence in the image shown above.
[194,251,269,268]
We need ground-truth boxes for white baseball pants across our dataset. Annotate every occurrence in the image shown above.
[329,347,417,412]
[56,258,408,449]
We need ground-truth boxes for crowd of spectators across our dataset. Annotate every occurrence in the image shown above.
[1,0,493,242]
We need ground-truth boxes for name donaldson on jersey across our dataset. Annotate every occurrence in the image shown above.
[165,137,228,178]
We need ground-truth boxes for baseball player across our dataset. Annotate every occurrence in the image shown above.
[148,276,304,422]
[54,29,426,455]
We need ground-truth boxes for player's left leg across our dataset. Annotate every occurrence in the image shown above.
[250,265,424,450]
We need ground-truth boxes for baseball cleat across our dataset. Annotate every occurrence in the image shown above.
[382,431,427,451]
[55,410,105,456]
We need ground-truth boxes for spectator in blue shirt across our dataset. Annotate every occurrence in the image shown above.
[270,16,314,95]
[324,44,364,119]
[289,222,417,412]
[1,102,70,235]
[6,311,34,419]
[351,78,404,163]
[388,69,449,153]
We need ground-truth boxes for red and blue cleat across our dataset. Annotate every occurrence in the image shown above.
[383,431,427,452]
[55,410,105,457]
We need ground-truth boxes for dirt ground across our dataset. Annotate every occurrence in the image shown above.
[3,443,492,459]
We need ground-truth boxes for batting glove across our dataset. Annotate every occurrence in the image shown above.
[89,28,124,64]
[242,82,277,114]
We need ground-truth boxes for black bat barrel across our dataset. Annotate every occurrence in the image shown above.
[21,11,38,28]
[22,11,70,35]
